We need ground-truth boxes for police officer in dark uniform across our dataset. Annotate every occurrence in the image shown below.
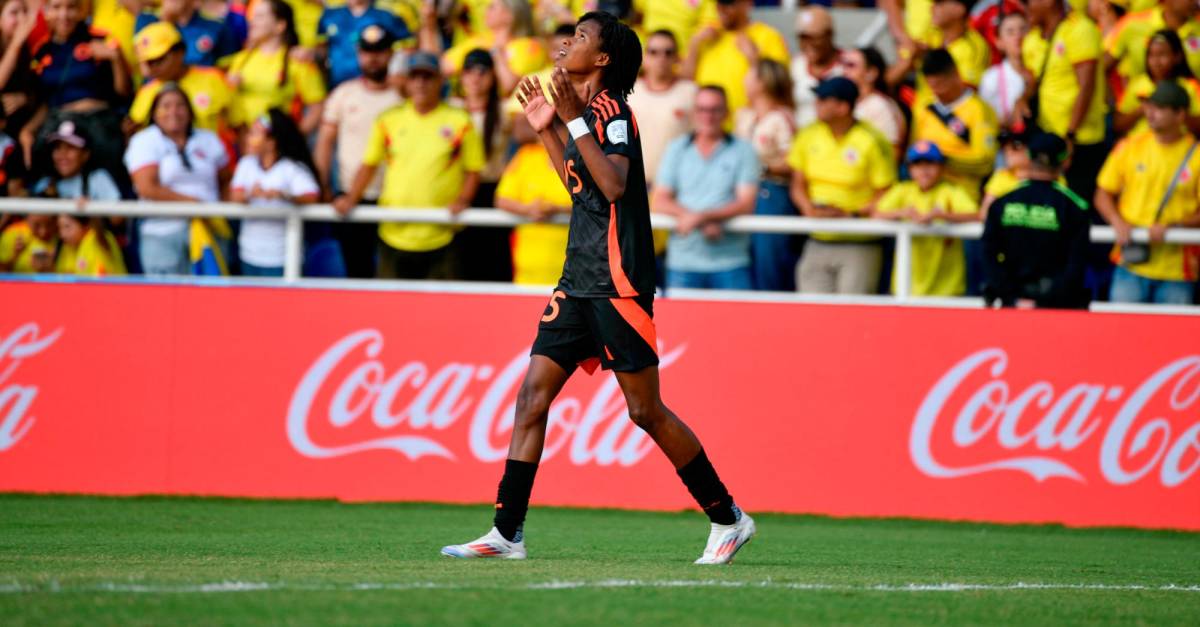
[982,132,1092,309]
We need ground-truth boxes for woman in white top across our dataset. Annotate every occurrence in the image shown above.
[736,58,800,292]
[230,108,320,276]
[978,12,1029,132]
[842,46,907,162]
[126,84,232,275]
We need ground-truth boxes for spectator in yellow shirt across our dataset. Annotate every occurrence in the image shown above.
[0,214,57,273]
[1113,29,1200,137]
[789,77,897,294]
[1105,0,1200,91]
[495,124,572,286]
[1095,81,1200,304]
[54,214,127,276]
[910,49,998,200]
[635,0,716,57]
[875,141,980,297]
[1020,0,1107,206]
[224,0,326,134]
[129,22,234,134]
[437,0,549,96]
[335,51,484,280]
[682,0,788,115]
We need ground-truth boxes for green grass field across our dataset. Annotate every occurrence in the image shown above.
[1,495,1198,626]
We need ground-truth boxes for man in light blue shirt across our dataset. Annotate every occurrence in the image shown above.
[652,85,760,290]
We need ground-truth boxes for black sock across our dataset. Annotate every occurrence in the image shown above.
[677,448,737,525]
[493,459,538,542]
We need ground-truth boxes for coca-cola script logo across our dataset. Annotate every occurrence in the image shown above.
[911,348,1200,487]
[287,329,686,466]
[0,323,62,452]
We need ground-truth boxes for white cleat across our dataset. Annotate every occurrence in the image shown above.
[694,513,756,565]
[440,527,527,560]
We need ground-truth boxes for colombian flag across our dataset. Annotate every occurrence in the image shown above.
[190,218,231,276]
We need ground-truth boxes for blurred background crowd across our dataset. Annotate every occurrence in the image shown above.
[0,0,1199,306]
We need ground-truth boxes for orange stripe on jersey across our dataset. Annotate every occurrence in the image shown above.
[607,202,638,297]
[590,101,613,123]
[595,118,606,143]
[599,92,619,118]
[609,298,658,354]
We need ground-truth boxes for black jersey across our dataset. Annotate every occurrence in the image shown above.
[557,89,657,298]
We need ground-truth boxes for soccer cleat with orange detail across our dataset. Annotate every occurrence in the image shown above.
[440,527,527,560]
[693,512,755,565]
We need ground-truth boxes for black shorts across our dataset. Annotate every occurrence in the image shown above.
[531,291,660,374]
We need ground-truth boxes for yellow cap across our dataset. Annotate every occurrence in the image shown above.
[134,22,182,63]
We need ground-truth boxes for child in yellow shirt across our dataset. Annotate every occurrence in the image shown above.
[874,141,979,296]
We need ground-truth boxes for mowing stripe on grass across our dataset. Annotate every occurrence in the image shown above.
[2,581,1198,594]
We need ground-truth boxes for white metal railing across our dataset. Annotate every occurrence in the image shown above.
[5,197,1200,301]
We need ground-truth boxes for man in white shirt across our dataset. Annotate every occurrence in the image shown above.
[791,6,844,128]
[627,29,697,188]
[313,24,403,278]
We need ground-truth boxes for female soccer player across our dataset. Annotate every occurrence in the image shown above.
[441,11,754,565]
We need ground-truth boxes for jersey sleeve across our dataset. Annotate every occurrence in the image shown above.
[786,129,807,173]
[293,61,327,105]
[362,119,388,167]
[875,185,905,213]
[123,129,161,175]
[1066,19,1101,64]
[129,84,155,126]
[867,134,897,191]
[287,162,321,198]
[88,170,123,201]
[459,120,486,173]
[754,26,789,64]
[594,102,636,160]
[230,157,255,192]
[202,131,230,170]
[734,140,761,187]
[1096,140,1127,193]
[947,184,979,216]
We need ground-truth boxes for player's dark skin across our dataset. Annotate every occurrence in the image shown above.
[511,20,702,469]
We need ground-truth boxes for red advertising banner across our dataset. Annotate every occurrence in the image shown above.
[1,281,1198,530]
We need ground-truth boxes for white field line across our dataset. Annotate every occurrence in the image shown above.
[0,580,1198,594]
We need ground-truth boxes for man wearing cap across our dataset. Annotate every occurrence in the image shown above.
[317,0,410,89]
[788,76,897,294]
[791,6,844,128]
[1095,80,1200,304]
[315,24,404,279]
[652,85,760,290]
[135,0,239,68]
[129,22,234,133]
[683,0,788,116]
[983,132,1091,309]
[875,141,979,296]
[334,51,483,280]
[910,48,998,200]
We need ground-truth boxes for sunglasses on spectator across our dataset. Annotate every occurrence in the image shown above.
[647,47,677,56]
[798,31,831,41]
[695,106,726,114]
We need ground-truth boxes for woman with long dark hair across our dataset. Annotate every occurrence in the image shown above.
[229,108,320,276]
[125,83,233,275]
[224,0,325,134]
[452,47,513,281]
[1114,29,1200,136]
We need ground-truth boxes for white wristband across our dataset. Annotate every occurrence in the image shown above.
[567,117,590,140]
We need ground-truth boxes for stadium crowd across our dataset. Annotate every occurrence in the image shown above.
[1,0,1199,305]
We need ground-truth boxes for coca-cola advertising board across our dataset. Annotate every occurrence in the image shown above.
[1,281,1198,530]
